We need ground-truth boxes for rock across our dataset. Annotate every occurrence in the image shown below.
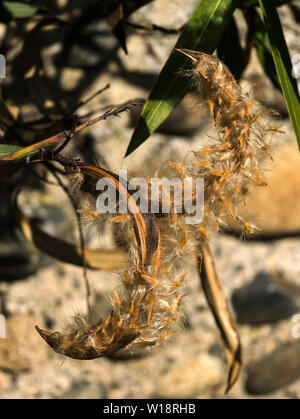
[65,14,118,68]
[0,236,41,280]
[156,353,225,398]
[0,315,49,372]
[243,65,287,117]
[129,93,208,136]
[231,271,298,325]
[234,140,300,236]
[0,180,41,280]
[0,370,10,388]
[246,340,300,395]
[59,380,106,399]
[0,0,299,401]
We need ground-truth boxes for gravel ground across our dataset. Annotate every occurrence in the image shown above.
[0,0,300,399]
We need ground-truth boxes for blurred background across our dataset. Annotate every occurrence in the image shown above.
[0,0,300,398]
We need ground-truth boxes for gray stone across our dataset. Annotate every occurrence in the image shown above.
[156,353,225,398]
[231,271,298,325]
[59,380,106,399]
[66,18,118,68]
[246,340,300,395]
[0,315,49,373]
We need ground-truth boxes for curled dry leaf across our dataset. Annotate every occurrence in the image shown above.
[35,164,186,359]
[15,202,127,270]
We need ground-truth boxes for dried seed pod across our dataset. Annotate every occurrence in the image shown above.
[36,165,186,359]
[175,48,281,236]
[36,51,281,369]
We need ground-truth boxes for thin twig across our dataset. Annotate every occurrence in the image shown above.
[127,21,182,34]
[0,99,144,167]
[53,115,79,156]
[70,84,111,114]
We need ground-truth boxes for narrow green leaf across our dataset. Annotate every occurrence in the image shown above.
[252,9,281,90]
[126,0,239,157]
[3,1,38,18]
[258,0,300,149]
[217,16,245,81]
[0,144,23,158]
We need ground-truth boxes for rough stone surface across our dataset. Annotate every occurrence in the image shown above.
[232,271,298,325]
[234,140,300,235]
[156,353,225,398]
[0,315,49,373]
[246,340,300,395]
[0,1,300,400]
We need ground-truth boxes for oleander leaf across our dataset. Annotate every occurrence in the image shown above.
[258,0,300,149]
[126,0,239,157]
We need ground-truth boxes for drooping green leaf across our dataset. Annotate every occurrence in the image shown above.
[0,144,23,158]
[126,0,239,157]
[258,0,300,149]
[252,8,281,91]
[217,16,245,81]
[2,1,38,19]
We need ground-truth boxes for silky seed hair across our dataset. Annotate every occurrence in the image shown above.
[36,50,281,359]
[36,164,186,359]
[169,48,281,240]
